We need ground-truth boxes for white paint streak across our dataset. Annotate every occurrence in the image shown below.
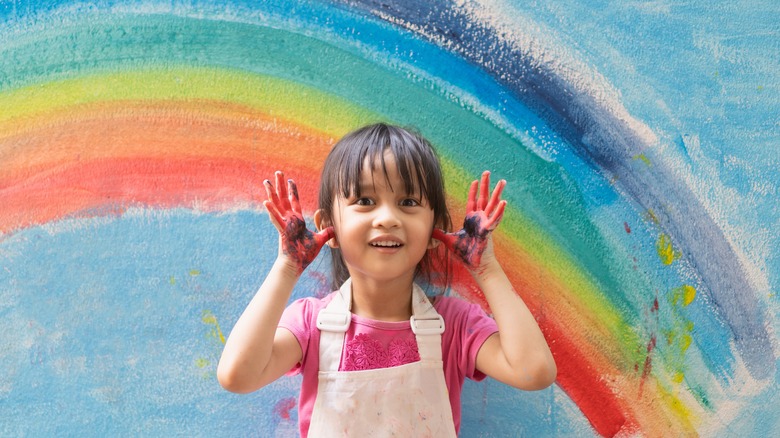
[467,0,659,148]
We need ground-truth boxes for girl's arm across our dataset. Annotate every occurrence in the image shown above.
[433,171,556,391]
[217,171,334,393]
[471,239,557,390]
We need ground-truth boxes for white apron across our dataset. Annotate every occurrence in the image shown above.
[307,279,457,437]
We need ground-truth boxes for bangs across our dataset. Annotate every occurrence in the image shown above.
[333,126,434,202]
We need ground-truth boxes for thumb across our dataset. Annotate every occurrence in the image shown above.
[431,228,456,250]
[431,228,448,241]
[315,226,336,247]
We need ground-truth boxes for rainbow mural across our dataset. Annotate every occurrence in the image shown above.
[2,0,778,436]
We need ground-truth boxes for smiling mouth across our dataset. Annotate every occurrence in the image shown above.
[370,241,403,248]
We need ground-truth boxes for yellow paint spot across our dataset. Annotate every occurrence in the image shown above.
[681,334,693,352]
[202,310,226,344]
[664,286,698,391]
[757,85,764,92]
[656,380,698,429]
[656,233,681,265]
[169,276,176,285]
[202,310,216,324]
[195,358,209,368]
[683,286,696,306]
[671,285,697,306]
[642,209,659,224]
[633,153,652,167]
[190,269,201,276]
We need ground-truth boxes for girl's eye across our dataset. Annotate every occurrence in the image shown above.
[355,198,375,206]
[400,198,420,207]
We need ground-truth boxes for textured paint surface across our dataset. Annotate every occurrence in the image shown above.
[1,1,778,436]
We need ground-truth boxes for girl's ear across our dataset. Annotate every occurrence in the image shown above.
[314,209,339,248]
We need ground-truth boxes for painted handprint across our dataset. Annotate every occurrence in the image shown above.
[433,171,506,269]
[264,171,334,273]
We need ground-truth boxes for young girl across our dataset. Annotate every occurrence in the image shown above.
[218,123,556,437]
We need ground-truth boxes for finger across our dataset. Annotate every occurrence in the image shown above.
[431,228,456,250]
[263,200,286,233]
[275,171,291,212]
[314,226,335,247]
[288,179,303,215]
[484,179,506,216]
[477,171,490,211]
[431,228,448,241]
[484,200,507,231]
[264,178,281,207]
[466,180,478,213]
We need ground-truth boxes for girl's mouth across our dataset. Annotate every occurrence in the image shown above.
[369,241,403,248]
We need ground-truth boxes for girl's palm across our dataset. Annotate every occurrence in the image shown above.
[433,171,506,269]
[264,171,334,273]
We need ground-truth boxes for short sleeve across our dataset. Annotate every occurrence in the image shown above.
[435,297,499,382]
[278,297,316,376]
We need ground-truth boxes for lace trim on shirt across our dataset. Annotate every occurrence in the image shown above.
[342,333,420,371]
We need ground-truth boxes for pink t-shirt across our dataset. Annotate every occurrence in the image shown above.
[278,291,499,437]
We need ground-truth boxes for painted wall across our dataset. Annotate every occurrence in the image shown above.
[1,0,778,436]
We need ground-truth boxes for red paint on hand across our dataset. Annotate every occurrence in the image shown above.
[264,171,334,273]
[433,171,506,269]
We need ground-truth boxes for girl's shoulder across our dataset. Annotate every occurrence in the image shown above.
[433,295,498,362]
[283,291,339,322]
[290,290,338,306]
[432,295,492,320]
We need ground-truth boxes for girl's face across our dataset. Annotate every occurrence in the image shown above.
[328,150,436,285]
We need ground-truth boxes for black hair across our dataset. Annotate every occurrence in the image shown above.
[317,123,452,292]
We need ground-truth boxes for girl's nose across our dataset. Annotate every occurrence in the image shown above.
[373,204,402,229]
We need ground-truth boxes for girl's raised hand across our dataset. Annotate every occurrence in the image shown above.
[263,171,334,274]
[433,171,506,270]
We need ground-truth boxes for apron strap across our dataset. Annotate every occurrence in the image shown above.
[410,283,445,362]
[316,279,352,372]
[316,279,444,371]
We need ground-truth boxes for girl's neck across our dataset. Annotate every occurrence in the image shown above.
[348,274,414,322]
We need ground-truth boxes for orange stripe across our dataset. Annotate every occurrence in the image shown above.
[0,100,335,186]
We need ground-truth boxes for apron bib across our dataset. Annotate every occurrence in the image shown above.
[307,279,457,437]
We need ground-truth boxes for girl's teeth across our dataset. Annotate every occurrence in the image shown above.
[372,241,401,247]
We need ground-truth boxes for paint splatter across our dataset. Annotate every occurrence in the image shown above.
[639,335,658,394]
[638,296,660,395]
[274,397,297,421]
[201,310,225,344]
[643,209,660,224]
[671,285,697,307]
[633,153,653,167]
[656,233,681,265]
[665,285,698,384]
